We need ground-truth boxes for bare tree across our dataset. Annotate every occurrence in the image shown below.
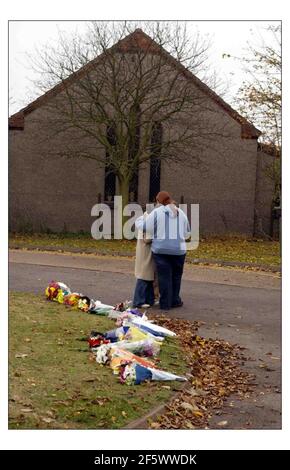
[233,25,281,197]
[235,25,281,148]
[29,21,234,212]
[222,24,281,237]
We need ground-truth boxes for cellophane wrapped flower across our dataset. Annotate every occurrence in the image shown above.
[115,312,130,326]
[104,326,130,343]
[143,339,161,357]
[112,339,160,357]
[129,317,176,338]
[45,281,60,301]
[123,325,157,343]
[89,300,114,316]
[57,282,71,297]
[127,308,143,317]
[45,282,71,303]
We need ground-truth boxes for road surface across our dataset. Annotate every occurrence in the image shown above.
[9,249,281,429]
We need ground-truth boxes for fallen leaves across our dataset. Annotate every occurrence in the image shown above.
[185,420,195,429]
[149,421,161,429]
[148,315,255,430]
[181,402,197,412]
[41,417,55,424]
[258,364,276,372]
[20,408,33,413]
[217,420,228,427]
[91,397,111,406]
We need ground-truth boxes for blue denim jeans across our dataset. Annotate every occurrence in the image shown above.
[133,279,154,307]
[152,253,186,310]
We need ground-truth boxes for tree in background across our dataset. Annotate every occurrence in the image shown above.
[233,25,281,198]
[28,21,232,217]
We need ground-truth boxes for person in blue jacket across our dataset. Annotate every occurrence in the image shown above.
[135,191,191,310]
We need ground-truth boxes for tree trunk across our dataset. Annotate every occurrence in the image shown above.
[117,176,130,237]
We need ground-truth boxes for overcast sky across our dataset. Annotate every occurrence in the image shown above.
[9,20,280,115]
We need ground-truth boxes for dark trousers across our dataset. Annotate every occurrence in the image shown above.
[133,279,154,307]
[152,253,186,310]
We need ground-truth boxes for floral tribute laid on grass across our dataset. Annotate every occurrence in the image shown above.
[9,284,256,429]
[9,291,186,430]
[45,281,187,386]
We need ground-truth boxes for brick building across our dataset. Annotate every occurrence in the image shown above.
[9,29,275,235]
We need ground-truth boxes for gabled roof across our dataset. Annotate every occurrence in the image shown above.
[8,111,24,130]
[9,28,261,138]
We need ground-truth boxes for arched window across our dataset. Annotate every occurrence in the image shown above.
[104,124,116,201]
[149,121,162,202]
[128,105,141,202]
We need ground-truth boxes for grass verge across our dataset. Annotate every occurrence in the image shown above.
[9,292,186,429]
[9,233,281,266]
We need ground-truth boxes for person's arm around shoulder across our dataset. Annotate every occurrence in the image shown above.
[136,208,157,234]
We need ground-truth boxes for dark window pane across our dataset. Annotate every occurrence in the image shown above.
[128,106,141,202]
[149,122,162,202]
[104,124,116,201]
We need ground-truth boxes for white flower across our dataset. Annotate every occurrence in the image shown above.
[95,344,111,364]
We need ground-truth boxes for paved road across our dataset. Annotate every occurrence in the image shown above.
[9,250,282,429]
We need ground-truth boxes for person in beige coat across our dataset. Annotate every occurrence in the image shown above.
[133,212,156,308]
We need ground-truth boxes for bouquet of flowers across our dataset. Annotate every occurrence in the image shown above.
[108,300,133,317]
[63,293,81,308]
[111,338,161,357]
[119,362,136,385]
[55,290,65,304]
[88,300,114,315]
[126,308,144,318]
[88,331,111,349]
[124,325,164,343]
[120,362,187,385]
[109,347,157,375]
[95,343,112,364]
[104,326,130,342]
[78,296,91,312]
[129,317,176,338]
[45,281,71,302]
[115,312,131,326]
[113,310,149,326]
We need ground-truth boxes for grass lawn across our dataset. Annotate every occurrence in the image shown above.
[9,292,186,429]
[10,233,281,266]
